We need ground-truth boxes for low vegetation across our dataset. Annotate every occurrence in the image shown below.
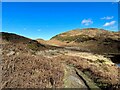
[1,28,120,89]
[52,34,96,43]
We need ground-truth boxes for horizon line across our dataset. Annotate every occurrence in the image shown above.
[1,28,119,40]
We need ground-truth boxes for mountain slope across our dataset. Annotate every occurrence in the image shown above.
[1,32,47,52]
[50,28,120,54]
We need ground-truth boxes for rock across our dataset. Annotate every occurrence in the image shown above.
[75,68,101,90]
[7,51,15,56]
[63,64,88,88]
[62,64,101,89]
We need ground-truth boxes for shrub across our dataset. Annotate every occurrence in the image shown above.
[27,43,38,51]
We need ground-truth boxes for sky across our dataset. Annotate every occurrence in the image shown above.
[2,0,120,2]
[2,2,119,40]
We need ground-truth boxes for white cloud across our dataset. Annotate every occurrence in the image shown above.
[101,16,114,20]
[81,19,93,26]
[103,21,116,27]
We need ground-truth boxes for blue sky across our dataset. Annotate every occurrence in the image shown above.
[2,2,118,40]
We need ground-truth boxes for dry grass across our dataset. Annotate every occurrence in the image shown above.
[2,52,64,88]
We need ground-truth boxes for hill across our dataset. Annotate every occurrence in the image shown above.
[50,28,120,54]
[1,32,47,51]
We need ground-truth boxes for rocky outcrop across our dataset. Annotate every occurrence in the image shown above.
[63,64,100,89]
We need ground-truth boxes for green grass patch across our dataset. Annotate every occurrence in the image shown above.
[52,34,95,42]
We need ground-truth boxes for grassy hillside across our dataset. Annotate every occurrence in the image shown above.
[50,28,120,54]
